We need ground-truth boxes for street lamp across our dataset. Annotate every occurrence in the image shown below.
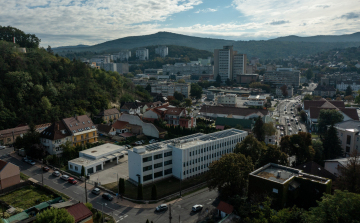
[102,203,107,223]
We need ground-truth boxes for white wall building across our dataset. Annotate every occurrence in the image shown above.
[128,129,248,184]
[136,48,149,61]
[155,46,168,58]
[244,95,267,106]
[151,83,191,98]
[217,94,237,107]
[119,50,132,61]
[68,143,126,175]
[336,81,360,91]
[162,63,213,76]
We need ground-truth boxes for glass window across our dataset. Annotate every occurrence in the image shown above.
[154,171,163,178]
[142,157,152,162]
[143,174,152,181]
[154,163,163,168]
[143,165,152,171]
[154,154,163,160]
[164,160,172,166]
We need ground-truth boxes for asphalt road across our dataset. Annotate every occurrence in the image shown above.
[1,154,219,223]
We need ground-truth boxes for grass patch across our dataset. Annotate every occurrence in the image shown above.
[20,172,29,180]
[103,175,207,200]
[0,185,57,210]
[311,133,319,139]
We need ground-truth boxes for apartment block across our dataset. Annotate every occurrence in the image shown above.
[332,120,360,156]
[136,48,149,61]
[263,68,300,87]
[151,83,191,98]
[214,46,247,83]
[98,62,129,74]
[119,50,132,61]
[162,63,213,76]
[155,46,169,58]
[128,129,248,184]
[216,94,237,107]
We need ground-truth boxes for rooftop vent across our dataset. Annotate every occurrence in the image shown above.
[277,171,281,178]
[91,151,97,153]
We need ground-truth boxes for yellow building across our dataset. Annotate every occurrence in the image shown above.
[63,115,98,146]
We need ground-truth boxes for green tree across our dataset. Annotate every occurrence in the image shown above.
[177,79,185,83]
[173,91,184,101]
[312,140,324,164]
[263,122,276,138]
[190,83,203,100]
[119,178,125,195]
[234,135,266,167]
[303,190,360,223]
[299,110,307,122]
[145,84,151,92]
[206,153,254,198]
[345,85,353,96]
[280,85,288,97]
[216,74,222,84]
[336,151,360,193]
[321,126,342,159]
[280,132,315,166]
[137,183,143,200]
[85,203,93,213]
[259,144,288,167]
[146,220,149,223]
[317,110,344,133]
[151,184,157,200]
[34,208,75,223]
[184,98,192,107]
[303,94,313,101]
[0,25,40,48]
[81,166,85,177]
[253,117,265,142]
[47,45,53,54]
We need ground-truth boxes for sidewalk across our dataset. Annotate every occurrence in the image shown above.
[10,152,209,209]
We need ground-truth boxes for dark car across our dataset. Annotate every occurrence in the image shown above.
[68,177,77,184]
[102,193,113,201]
[42,166,50,172]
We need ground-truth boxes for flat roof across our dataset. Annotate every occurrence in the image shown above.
[250,163,330,184]
[80,143,125,158]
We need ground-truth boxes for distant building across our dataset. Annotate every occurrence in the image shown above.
[249,163,332,209]
[237,74,259,84]
[313,85,336,97]
[96,108,121,123]
[155,46,168,58]
[119,50,132,61]
[90,55,110,63]
[295,161,336,181]
[336,80,360,91]
[136,48,149,61]
[331,120,360,156]
[214,46,247,83]
[144,68,163,75]
[276,85,293,97]
[0,123,51,146]
[245,95,267,106]
[324,157,357,176]
[99,62,129,74]
[263,68,300,87]
[216,94,237,107]
[151,83,191,98]
[162,63,213,76]
[200,106,268,119]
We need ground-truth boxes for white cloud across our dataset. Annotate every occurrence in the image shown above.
[195,8,217,13]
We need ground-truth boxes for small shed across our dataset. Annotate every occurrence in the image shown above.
[217,201,234,219]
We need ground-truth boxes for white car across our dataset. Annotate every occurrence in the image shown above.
[289,127,292,132]
[192,205,203,212]
[134,141,142,145]
[61,175,70,180]
[155,204,168,212]
[276,126,280,129]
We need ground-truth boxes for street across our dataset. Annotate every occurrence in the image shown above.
[0,153,219,223]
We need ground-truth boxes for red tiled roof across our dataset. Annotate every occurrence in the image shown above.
[62,115,95,135]
[166,108,185,115]
[304,100,345,110]
[66,203,92,223]
[96,124,115,133]
[309,107,337,119]
[216,125,225,130]
[0,160,8,171]
[112,121,129,130]
[217,201,234,214]
[340,108,360,120]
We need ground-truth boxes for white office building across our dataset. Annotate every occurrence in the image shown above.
[217,94,237,107]
[68,143,126,175]
[119,50,132,61]
[136,48,149,61]
[128,129,248,184]
[155,46,168,58]
[151,83,191,98]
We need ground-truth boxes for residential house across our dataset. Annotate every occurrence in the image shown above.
[324,157,360,176]
[295,161,336,181]
[302,99,359,131]
[0,160,20,189]
[0,123,51,146]
[62,115,98,147]
[313,85,336,97]
[249,163,331,209]
[119,114,166,138]
[96,108,121,123]
[217,201,234,219]
[96,124,116,136]
[40,121,72,155]
[112,120,131,134]
[199,106,268,120]
[65,203,93,223]
[120,102,143,115]
[332,120,360,156]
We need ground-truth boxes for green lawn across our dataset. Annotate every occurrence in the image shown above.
[103,175,207,200]
[311,133,319,139]
[20,173,29,181]
[0,185,56,210]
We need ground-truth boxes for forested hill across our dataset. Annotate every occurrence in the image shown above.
[53,31,360,60]
[0,40,138,130]
[270,32,360,42]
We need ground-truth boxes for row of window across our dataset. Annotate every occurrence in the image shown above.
[143,168,172,181]
[184,149,232,167]
[143,160,173,171]
[183,164,209,175]
[189,138,242,156]
[143,152,172,163]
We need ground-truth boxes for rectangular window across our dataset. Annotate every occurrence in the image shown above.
[190,152,191,156]
[187,162,188,166]
[164,160,172,166]
[164,168,172,175]
[143,157,152,162]
[196,150,197,155]
[196,159,197,163]
[143,165,152,171]
[346,146,350,153]
[70,165,73,169]
[154,171,163,178]
[143,174,152,181]
[183,163,185,167]
[187,170,189,174]
[347,135,351,145]
[198,158,200,162]
[154,154,163,160]
[154,163,163,168]
[183,171,186,175]
[164,151,172,157]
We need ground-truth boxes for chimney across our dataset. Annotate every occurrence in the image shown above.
[277,171,281,178]
[75,114,78,120]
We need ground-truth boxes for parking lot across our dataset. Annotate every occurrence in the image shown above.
[88,155,129,185]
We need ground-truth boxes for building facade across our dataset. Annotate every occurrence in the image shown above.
[237,74,259,84]
[0,160,20,189]
[336,81,360,91]
[119,50,132,61]
[162,63,213,76]
[216,94,237,107]
[263,68,300,87]
[151,83,191,98]
[96,108,121,123]
[155,46,168,58]
[313,85,336,97]
[128,129,248,184]
[40,121,72,155]
[332,120,360,156]
[62,115,98,147]
[136,48,149,61]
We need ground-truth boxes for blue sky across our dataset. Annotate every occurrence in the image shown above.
[1,0,359,47]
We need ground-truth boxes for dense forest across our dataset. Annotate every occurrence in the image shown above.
[0,34,148,130]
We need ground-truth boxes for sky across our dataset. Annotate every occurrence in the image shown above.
[1,0,360,47]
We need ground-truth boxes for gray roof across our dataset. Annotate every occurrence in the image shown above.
[333,120,360,133]
[324,157,360,167]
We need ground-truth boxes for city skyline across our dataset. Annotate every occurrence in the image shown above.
[1,0,359,47]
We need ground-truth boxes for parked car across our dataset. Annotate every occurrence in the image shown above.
[102,193,113,201]
[155,204,168,212]
[298,127,302,131]
[92,188,101,195]
[68,177,77,184]
[134,141,142,145]
[0,146,5,150]
[42,167,50,172]
[149,139,157,144]
[61,175,70,180]
[289,127,292,132]
[27,159,36,165]
[287,123,290,126]
[52,171,61,177]
[276,126,280,129]
[280,132,284,136]
[22,157,28,162]
[192,205,203,212]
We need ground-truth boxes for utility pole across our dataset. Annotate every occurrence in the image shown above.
[85,174,88,203]
[169,204,172,223]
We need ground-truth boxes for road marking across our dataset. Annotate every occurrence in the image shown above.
[73,191,79,194]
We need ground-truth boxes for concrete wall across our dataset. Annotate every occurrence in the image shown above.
[119,114,159,138]
[324,162,342,176]
[0,163,20,189]
[128,150,144,184]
